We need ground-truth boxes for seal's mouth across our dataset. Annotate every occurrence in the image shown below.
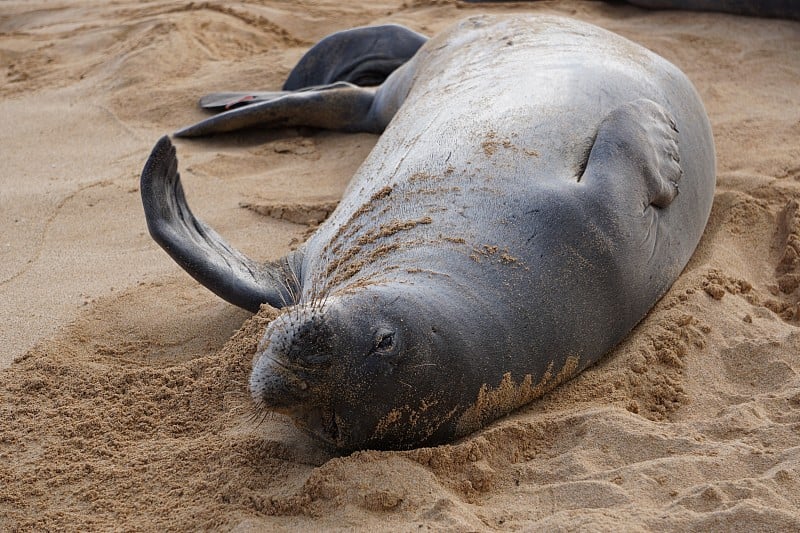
[269,402,341,449]
[320,406,340,444]
[250,356,343,448]
[301,404,341,448]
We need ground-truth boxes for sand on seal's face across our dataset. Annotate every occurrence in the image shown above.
[1,0,799,530]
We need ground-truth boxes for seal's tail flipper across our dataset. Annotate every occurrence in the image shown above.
[174,85,381,137]
[141,136,301,312]
[283,24,427,90]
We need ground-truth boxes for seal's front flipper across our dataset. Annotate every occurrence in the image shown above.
[283,24,427,90]
[140,136,301,312]
[175,85,381,137]
[581,98,682,210]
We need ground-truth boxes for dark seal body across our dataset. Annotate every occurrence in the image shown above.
[141,15,715,451]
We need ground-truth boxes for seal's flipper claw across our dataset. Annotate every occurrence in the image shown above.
[140,136,300,311]
[581,98,682,209]
[174,86,381,137]
[283,24,427,90]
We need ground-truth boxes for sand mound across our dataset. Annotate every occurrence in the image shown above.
[1,0,798,530]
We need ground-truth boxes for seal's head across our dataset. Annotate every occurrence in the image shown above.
[249,284,471,451]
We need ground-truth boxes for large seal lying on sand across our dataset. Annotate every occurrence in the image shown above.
[141,15,715,451]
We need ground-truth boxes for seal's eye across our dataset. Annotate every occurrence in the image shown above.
[370,328,396,355]
[376,333,394,350]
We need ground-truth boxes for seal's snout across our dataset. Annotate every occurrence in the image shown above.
[248,306,346,446]
[249,308,333,412]
[249,355,311,412]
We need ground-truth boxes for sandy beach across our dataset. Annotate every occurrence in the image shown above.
[1,0,799,530]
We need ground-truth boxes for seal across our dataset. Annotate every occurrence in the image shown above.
[141,15,716,451]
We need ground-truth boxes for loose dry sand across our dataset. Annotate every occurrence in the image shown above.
[1,1,799,530]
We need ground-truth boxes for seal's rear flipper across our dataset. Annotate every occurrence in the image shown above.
[198,82,356,111]
[141,136,301,312]
[283,24,427,90]
[178,24,426,137]
[174,85,382,137]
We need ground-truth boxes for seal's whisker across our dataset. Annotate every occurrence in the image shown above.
[276,276,291,308]
[268,268,290,309]
[287,270,301,305]
[245,408,264,425]
[257,351,292,371]
[251,412,269,429]
[246,404,275,429]
[288,266,302,302]
[280,271,299,308]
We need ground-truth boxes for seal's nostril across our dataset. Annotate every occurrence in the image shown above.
[283,314,333,368]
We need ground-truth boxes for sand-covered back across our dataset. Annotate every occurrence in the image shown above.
[1,1,799,530]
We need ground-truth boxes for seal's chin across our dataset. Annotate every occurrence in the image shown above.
[250,361,344,448]
[274,403,342,449]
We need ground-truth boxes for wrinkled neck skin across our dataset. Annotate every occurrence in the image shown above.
[249,276,507,452]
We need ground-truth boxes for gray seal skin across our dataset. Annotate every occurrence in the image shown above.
[141,15,716,451]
